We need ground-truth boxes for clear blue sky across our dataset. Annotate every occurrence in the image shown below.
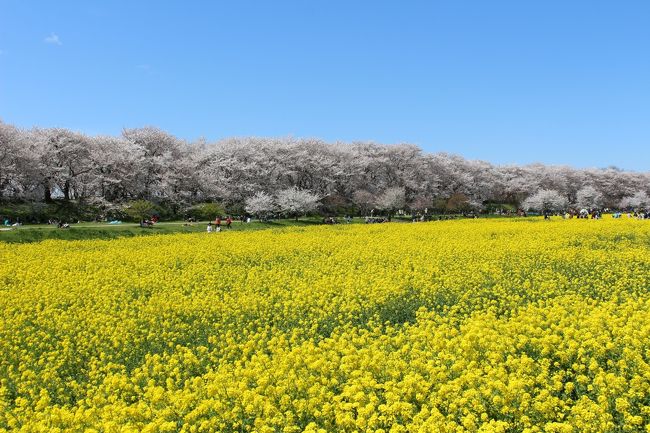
[1,1,649,171]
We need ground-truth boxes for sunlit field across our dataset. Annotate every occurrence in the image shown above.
[1,218,650,432]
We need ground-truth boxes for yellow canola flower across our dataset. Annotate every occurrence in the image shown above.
[0,218,649,431]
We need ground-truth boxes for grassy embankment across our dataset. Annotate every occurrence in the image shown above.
[0,218,347,243]
[0,214,518,243]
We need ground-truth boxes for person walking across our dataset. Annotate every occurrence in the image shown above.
[215,217,222,232]
[226,216,233,229]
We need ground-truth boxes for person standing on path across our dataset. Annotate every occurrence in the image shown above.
[226,216,233,229]
[215,217,222,232]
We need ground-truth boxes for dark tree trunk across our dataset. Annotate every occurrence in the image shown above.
[63,180,71,201]
[43,180,52,203]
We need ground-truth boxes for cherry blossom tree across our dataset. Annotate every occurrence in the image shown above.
[275,187,320,220]
[0,122,28,200]
[521,189,568,213]
[620,191,649,210]
[575,185,604,210]
[0,119,648,221]
[378,186,406,218]
[245,192,276,220]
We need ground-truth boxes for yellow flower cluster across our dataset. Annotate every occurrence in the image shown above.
[1,218,650,432]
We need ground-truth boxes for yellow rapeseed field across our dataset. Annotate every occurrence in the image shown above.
[1,218,650,433]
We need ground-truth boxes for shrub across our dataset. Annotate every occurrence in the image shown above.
[185,202,226,221]
[122,200,158,221]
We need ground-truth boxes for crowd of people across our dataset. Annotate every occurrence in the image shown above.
[206,216,241,233]
[2,207,649,235]
[3,218,21,227]
[541,209,649,220]
[617,210,649,219]
[139,215,159,228]
[197,208,650,233]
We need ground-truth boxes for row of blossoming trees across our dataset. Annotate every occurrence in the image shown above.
[1,120,648,220]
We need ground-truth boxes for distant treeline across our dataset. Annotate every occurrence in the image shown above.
[1,121,648,221]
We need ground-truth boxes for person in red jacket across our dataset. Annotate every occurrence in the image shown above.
[226,216,232,229]
[215,217,222,232]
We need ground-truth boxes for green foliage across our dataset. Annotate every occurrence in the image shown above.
[0,217,337,243]
[320,194,354,216]
[123,200,158,221]
[431,197,448,213]
[0,201,101,224]
[185,202,226,221]
[483,202,518,213]
[376,287,426,325]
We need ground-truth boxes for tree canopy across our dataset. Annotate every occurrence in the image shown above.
[1,120,648,219]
